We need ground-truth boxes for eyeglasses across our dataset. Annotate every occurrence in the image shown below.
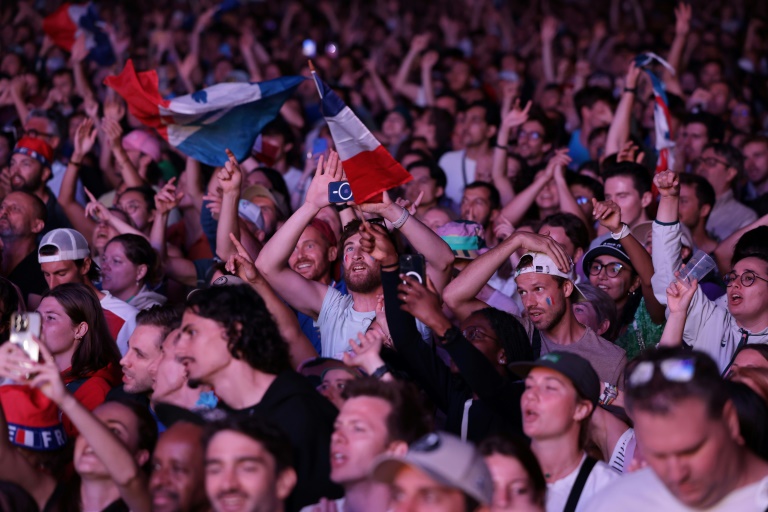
[462,326,498,343]
[575,195,590,205]
[627,358,695,389]
[517,130,542,140]
[723,270,768,287]
[589,261,625,278]
[697,156,730,168]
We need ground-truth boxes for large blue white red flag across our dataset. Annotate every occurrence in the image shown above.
[104,60,303,167]
[635,52,676,175]
[311,69,412,203]
[42,2,114,66]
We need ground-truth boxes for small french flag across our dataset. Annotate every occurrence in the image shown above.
[104,60,304,167]
[311,67,412,203]
[42,2,115,66]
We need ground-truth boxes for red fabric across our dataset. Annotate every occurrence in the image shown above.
[103,309,126,344]
[14,136,54,165]
[343,145,411,204]
[103,59,170,140]
[62,363,122,438]
[41,3,77,51]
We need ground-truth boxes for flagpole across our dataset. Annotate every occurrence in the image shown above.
[308,60,323,99]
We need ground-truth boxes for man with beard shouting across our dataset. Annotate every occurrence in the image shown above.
[256,151,453,358]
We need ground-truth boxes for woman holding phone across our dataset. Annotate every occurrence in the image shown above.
[0,283,122,435]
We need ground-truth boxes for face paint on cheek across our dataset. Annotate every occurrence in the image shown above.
[546,297,553,307]
[344,253,351,265]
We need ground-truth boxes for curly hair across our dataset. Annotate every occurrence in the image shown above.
[476,307,534,364]
[185,284,291,374]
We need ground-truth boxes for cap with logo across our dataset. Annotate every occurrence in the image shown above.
[508,351,601,406]
[0,386,67,451]
[13,136,54,167]
[515,252,586,302]
[582,238,636,277]
[371,431,493,505]
[38,228,91,263]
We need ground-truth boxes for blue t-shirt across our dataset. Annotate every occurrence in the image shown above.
[568,129,591,169]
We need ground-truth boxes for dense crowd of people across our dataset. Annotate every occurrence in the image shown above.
[0,0,768,510]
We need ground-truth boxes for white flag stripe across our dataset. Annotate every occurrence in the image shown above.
[326,107,380,160]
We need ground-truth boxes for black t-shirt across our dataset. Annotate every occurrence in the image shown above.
[8,249,48,308]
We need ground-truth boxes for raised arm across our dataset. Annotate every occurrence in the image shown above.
[84,189,146,239]
[540,17,558,84]
[214,150,243,261]
[358,192,454,293]
[227,234,318,368]
[499,154,555,225]
[605,62,640,156]
[714,212,768,275]
[592,198,666,323]
[663,3,691,96]
[150,178,183,258]
[551,150,590,225]
[29,343,150,512]
[443,231,570,321]
[363,59,396,112]
[61,119,99,240]
[392,34,430,104]
[420,50,438,107]
[254,153,342,318]
[659,277,698,347]
[492,98,530,205]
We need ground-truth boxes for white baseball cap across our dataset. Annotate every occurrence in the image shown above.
[515,252,586,303]
[38,229,91,263]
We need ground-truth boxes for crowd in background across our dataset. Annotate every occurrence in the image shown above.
[0,0,767,511]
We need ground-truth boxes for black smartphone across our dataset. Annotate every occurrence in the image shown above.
[328,181,354,203]
[400,254,426,285]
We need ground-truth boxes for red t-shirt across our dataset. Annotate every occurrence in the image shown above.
[61,363,122,437]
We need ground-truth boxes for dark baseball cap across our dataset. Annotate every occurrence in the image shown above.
[582,239,633,276]
[508,351,601,406]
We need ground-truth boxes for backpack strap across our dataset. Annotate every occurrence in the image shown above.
[563,457,598,512]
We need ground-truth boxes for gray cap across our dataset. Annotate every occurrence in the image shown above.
[371,431,493,505]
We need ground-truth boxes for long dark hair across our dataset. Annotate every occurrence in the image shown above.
[479,434,547,507]
[41,283,120,379]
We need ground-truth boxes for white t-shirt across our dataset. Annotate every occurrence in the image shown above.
[317,286,431,359]
[585,467,768,511]
[438,150,475,208]
[545,455,620,512]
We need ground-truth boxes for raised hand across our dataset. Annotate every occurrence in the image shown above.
[654,170,680,197]
[305,151,343,210]
[218,149,242,194]
[395,191,423,216]
[154,177,184,214]
[493,214,515,242]
[225,233,262,285]
[512,231,571,273]
[358,221,397,265]
[547,148,572,182]
[73,118,98,162]
[617,141,644,164]
[502,99,532,129]
[27,341,68,406]
[625,60,641,90]
[342,330,387,375]
[84,187,112,223]
[674,3,692,36]
[396,274,446,330]
[410,33,430,53]
[667,275,698,313]
[540,16,558,43]
[101,117,123,144]
[592,198,622,233]
[421,50,439,69]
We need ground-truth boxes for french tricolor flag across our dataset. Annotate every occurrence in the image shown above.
[104,60,303,167]
[636,52,676,175]
[312,70,412,203]
[42,2,115,66]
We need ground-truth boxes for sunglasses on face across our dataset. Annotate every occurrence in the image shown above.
[627,358,696,389]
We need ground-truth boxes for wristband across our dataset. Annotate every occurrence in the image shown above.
[334,203,350,212]
[381,262,399,270]
[494,143,508,151]
[623,87,637,94]
[370,365,390,379]
[69,160,82,167]
[610,223,630,240]
[391,207,410,230]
